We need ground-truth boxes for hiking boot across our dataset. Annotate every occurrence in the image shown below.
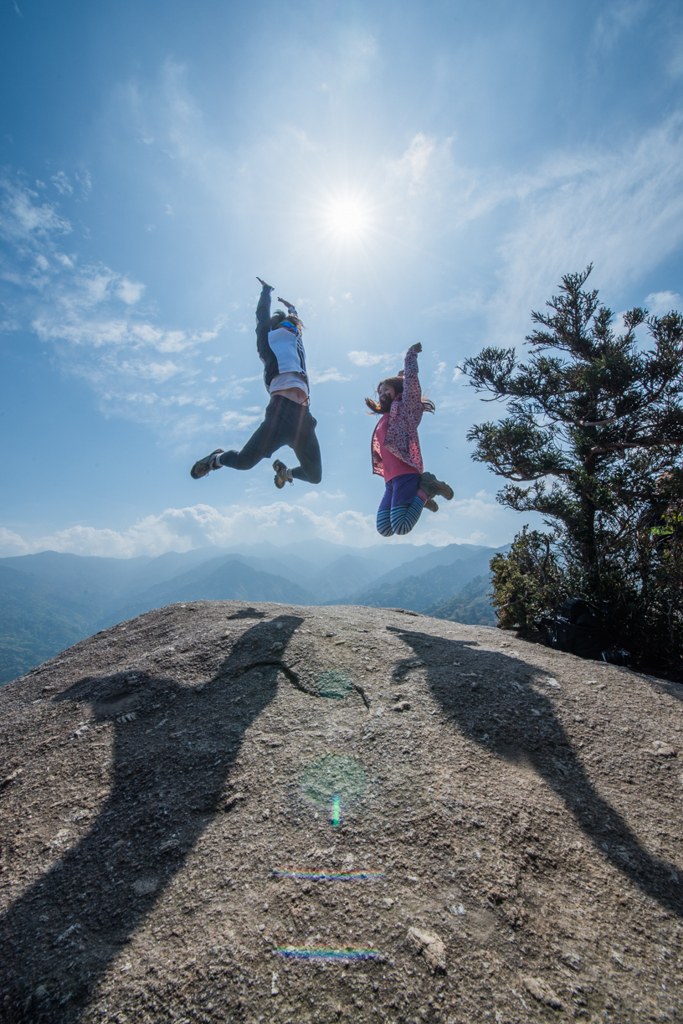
[419,471,454,501]
[273,459,293,489]
[424,497,439,512]
[191,449,224,479]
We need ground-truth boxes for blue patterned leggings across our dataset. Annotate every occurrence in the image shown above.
[376,472,425,537]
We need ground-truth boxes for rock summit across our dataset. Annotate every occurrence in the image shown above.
[0,601,681,1023]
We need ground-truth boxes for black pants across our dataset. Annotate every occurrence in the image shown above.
[218,395,322,483]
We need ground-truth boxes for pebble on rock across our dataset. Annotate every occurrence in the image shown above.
[651,741,676,757]
[523,976,563,1009]
[406,927,446,973]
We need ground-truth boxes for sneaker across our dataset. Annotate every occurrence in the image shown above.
[191,449,224,479]
[419,471,454,501]
[424,497,439,512]
[273,459,293,489]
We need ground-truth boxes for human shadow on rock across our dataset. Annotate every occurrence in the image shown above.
[0,613,304,1023]
[390,626,683,918]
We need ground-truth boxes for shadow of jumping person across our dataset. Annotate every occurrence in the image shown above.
[389,625,683,918]
[0,613,304,1023]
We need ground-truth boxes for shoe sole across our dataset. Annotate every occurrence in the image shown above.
[433,481,454,500]
[191,449,224,479]
[273,459,289,489]
[421,473,453,501]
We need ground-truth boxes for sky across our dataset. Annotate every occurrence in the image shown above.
[1,0,683,557]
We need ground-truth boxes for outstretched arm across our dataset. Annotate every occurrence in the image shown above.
[277,295,298,317]
[256,277,274,352]
[402,343,423,421]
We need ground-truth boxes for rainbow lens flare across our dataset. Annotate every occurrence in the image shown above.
[272,868,383,881]
[276,946,381,962]
[300,755,367,811]
[317,669,353,699]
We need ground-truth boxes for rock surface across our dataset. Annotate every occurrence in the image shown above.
[0,600,682,1023]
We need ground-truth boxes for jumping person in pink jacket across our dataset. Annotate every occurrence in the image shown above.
[366,342,453,537]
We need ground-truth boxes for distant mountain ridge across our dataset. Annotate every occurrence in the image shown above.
[340,544,503,612]
[425,574,497,626]
[100,556,317,627]
[0,539,503,683]
[0,565,90,685]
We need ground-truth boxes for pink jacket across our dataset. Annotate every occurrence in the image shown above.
[371,347,424,477]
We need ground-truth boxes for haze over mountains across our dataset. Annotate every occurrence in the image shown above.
[0,540,503,684]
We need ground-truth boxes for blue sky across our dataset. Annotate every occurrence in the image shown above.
[1,0,683,556]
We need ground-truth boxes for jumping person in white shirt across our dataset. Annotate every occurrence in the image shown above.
[191,277,322,488]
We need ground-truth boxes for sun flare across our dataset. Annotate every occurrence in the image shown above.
[324,197,372,241]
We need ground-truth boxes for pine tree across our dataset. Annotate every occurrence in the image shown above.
[463,266,683,671]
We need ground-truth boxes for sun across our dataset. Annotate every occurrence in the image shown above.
[323,197,372,241]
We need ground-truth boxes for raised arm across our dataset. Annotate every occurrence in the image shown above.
[277,295,298,317]
[401,343,423,422]
[255,277,273,354]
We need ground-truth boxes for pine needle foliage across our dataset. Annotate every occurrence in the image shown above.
[489,528,564,632]
[463,266,683,675]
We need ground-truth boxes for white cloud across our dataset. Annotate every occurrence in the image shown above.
[297,489,347,504]
[330,292,352,304]
[452,530,489,545]
[338,29,378,80]
[117,358,183,382]
[423,290,488,321]
[0,177,71,243]
[0,526,30,556]
[644,290,682,316]
[492,114,683,342]
[117,278,145,304]
[416,527,491,546]
[308,367,353,384]
[0,503,380,557]
[0,497,509,558]
[75,170,92,198]
[395,133,435,195]
[283,125,317,152]
[592,1,650,52]
[50,171,73,197]
[348,350,399,367]
[450,492,500,522]
[220,409,262,430]
[385,132,459,208]
[0,175,226,436]
[432,361,447,385]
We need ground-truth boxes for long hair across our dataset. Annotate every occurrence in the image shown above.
[365,373,435,414]
[270,310,304,332]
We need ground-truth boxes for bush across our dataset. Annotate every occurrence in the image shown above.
[489,528,564,632]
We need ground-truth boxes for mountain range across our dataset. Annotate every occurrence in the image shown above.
[0,539,505,683]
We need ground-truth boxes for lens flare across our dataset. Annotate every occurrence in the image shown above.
[272,868,383,881]
[300,755,367,815]
[324,197,371,241]
[276,946,381,962]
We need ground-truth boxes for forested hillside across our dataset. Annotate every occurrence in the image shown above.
[0,542,502,683]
